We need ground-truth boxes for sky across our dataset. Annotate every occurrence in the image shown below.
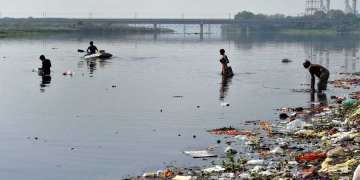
[0,0,352,18]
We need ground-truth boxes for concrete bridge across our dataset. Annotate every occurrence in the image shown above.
[3,18,235,34]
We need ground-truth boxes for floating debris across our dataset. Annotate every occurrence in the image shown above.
[282,58,292,63]
[183,150,217,158]
[173,96,184,98]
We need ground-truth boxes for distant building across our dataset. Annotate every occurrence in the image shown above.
[305,0,357,15]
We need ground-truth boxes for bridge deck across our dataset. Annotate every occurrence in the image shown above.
[1,18,235,25]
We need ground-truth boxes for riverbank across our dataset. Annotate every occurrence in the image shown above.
[133,75,360,179]
[221,26,360,36]
[0,18,174,38]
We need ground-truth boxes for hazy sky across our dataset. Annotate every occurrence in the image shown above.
[0,0,352,18]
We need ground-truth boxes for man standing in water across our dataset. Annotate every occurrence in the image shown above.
[303,60,329,93]
[87,41,98,55]
[219,49,233,76]
[39,55,51,75]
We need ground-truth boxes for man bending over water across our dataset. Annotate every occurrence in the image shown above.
[303,60,329,93]
[39,55,51,75]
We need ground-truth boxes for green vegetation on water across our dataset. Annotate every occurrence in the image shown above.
[278,29,338,36]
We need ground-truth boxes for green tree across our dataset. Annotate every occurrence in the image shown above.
[234,11,255,21]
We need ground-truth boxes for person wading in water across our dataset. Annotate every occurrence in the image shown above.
[303,60,330,94]
[219,49,233,77]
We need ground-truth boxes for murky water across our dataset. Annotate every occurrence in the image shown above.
[0,32,359,179]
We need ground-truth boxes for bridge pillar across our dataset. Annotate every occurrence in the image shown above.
[153,24,158,32]
[200,23,204,35]
[200,23,204,40]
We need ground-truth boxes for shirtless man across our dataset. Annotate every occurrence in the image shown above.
[303,60,330,93]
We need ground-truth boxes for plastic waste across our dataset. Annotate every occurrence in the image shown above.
[342,99,358,107]
[224,146,237,154]
[63,70,73,76]
[295,130,317,138]
[270,147,284,154]
[288,161,299,166]
[209,128,252,136]
[302,167,316,178]
[247,159,265,165]
[238,173,251,179]
[331,131,360,143]
[295,152,327,162]
[353,164,360,180]
[250,166,263,173]
[202,165,225,173]
[220,102,230,107]
[143,172,158,178]
[286,119,308,131]
[320,158,358,175]
[235,135,248,142]
[259,170,273,176]
[184,150,217,158]
[172,176,193,180]
[220,173,235,178]
[327,147,346,158]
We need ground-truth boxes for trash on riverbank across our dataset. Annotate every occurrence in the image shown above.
[295,152,327,162]
[208,127,252,136]
[330,78,360,89]
[133,76,360,179]
[172,175,194,180]
[202,165,225,173]
[184,150,217,158]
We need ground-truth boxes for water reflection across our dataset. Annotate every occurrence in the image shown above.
[78,59,109,76]
[310,92,328,106]
[219,75,233,101]
[87,60,97,75]
[39,74,52,93]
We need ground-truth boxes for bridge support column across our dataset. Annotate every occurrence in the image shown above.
[200,23,204,35]
[208,24,211,34]
[153,24,158,32]
[200,23,204,40]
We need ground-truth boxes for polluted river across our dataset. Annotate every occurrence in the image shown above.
[0,31,360,179]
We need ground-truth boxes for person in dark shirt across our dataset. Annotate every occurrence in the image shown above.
[87,41,98,55]
[39,55,51,75]
[303,60,329,93]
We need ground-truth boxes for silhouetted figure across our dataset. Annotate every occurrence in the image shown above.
[39,55,51,75]
[303,60,329,93]
[219,49,234,77]
[87,41,98,55]
[220,75,233,101]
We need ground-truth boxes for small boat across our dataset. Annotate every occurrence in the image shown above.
[84,50,113,60]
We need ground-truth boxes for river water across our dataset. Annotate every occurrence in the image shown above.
[0,32,358,179]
